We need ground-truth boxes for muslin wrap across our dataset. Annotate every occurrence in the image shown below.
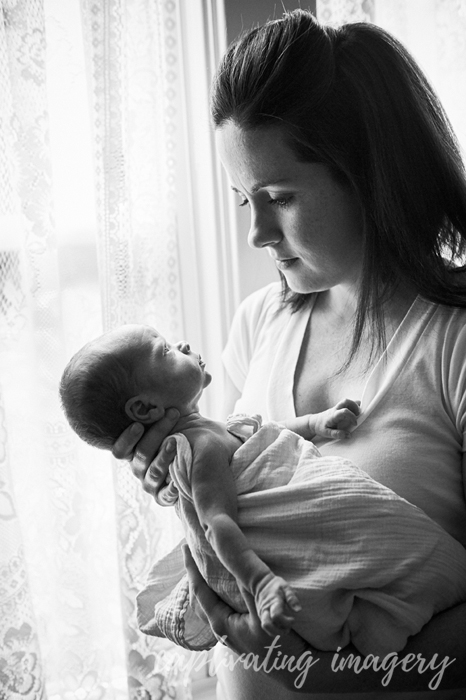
[137,416,466,656]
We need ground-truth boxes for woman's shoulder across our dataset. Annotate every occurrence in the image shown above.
[415,293,466,365]
[426,297,466,332]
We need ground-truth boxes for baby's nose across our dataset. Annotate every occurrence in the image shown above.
[177,341,190,354]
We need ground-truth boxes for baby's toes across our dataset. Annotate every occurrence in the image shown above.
[260,608,284,636]
[269,602,294,631]
[284,586,302,613]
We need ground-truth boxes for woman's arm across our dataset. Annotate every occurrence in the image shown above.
[183,545,466,693]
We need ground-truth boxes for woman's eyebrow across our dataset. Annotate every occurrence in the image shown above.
[231,179,290,195]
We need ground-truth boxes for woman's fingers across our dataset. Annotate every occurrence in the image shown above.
[112,422,145,460]
[148,439,179,505]
[130,408,180,478]
[112,408,180,503]
[238,585,259,618]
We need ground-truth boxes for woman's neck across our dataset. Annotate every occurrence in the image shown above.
[318,279,418,328]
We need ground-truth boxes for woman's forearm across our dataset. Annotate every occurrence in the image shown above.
[227,604,465,694]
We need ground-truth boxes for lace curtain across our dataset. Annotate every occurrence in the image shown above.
[0,0,230,698]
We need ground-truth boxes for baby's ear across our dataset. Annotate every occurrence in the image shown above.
[125,396,165,424]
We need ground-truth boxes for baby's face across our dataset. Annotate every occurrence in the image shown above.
[127,325,212,409]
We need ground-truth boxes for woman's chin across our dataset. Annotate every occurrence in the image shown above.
[283,275,318,295]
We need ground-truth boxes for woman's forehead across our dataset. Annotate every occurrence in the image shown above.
[216,121,331,195]
[215,122,296,183]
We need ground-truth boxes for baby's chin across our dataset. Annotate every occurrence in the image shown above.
[203,371,213,387]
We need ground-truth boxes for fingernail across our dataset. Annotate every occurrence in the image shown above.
[167,408,179,420]
[131,423,144,437]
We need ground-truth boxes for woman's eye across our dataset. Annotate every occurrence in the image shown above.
[238,197,249,208]
[269,196,292,208]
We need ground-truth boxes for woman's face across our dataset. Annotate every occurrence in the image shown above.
[216,122,364,296]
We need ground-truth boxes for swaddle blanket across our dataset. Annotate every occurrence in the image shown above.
[137,417,466,655]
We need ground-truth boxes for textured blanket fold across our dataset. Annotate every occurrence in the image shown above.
[137,419,466,655]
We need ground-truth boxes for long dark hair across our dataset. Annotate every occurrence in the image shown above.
[211,10,466,364]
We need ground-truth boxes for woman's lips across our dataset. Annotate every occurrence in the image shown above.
[275,258,298,271]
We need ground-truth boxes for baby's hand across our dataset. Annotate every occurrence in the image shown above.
[313,398,360,440]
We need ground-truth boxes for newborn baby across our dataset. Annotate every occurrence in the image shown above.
[59,324,359,635]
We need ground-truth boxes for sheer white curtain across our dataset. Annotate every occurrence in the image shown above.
[0,0,232,698]
[316,0,466,149]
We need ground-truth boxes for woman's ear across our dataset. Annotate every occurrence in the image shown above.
[125,396,165,424]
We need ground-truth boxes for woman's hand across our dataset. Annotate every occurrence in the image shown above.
[112,408,180,505]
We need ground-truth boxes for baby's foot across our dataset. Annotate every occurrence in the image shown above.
[255,573,301,636]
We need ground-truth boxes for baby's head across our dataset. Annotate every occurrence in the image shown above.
[59,324,212,450]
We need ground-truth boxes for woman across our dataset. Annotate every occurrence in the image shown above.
[114,10,466,697]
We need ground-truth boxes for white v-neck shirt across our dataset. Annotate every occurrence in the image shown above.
[216,283,466,700]
[223,281,466,545]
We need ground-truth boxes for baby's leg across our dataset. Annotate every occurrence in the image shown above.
[193,449,301,634]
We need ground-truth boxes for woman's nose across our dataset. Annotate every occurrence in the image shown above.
[176,341,190,354]
[247,208,281,249]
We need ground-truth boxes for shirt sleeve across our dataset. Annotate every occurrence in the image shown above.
[443,316,466,503]
[442,312,466,447]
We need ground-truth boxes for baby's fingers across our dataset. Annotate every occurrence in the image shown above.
[322,421,354,439]
[334,398,361,416]
[327,429,353,440]
[329,408,359,430]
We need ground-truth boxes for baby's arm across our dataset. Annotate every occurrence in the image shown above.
[189,428,301,635]
[284,398,360,440]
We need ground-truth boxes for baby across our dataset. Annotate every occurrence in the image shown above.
[59,324,359,635]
